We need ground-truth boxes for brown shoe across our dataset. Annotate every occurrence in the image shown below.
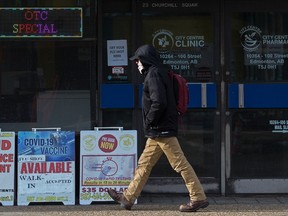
[179,200,209,212]
[107,188,133,210]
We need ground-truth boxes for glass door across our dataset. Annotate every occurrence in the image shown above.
[225,0,288,193]
[136,0,221,194]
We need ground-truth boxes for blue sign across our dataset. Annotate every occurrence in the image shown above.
[17,131,75,206]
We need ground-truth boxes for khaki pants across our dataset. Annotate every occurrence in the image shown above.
[124,137,206,203]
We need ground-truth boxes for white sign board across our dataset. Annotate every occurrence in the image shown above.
[107,40,128,66]
[80,129,137,205]
[0,131,15,206]
[17,131,75,206]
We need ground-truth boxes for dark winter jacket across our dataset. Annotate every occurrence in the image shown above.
[131,44,178,138]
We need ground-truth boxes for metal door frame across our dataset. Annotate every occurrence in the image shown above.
[132,0,223,195]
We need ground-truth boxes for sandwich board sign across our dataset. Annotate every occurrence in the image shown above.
[79,127,137,205]
[17,129,75,205]
[0,130,15,206]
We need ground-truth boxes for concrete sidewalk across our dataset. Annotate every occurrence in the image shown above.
[1,195,288,216]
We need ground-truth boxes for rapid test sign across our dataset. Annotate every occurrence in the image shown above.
[17,131,75,205]
[79,128,137,205]
[0,131,15,206]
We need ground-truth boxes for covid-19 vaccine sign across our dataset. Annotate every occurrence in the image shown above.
[79,128,137,205]
[0,131,15,206]
[17,131,75,206]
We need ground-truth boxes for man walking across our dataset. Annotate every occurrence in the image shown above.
[108,44,209,212]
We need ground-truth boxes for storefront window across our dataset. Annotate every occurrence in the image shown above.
[230,12,288,82]
[0,1,95,131]
[0,41,93,130]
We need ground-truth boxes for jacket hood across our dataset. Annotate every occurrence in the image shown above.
[129,44,162,67]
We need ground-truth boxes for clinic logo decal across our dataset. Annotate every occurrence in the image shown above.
[119,134,135,151]
[152,29,174,53]
[98,134,117,153]
[83,134,97,151]
[240,25,262,52]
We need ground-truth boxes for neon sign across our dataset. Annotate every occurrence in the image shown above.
[0,8,82,38]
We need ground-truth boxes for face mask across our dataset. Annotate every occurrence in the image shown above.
[137,60,144,74]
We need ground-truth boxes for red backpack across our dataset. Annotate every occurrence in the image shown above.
[168,70,189,115]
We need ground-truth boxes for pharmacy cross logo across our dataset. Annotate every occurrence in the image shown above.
[240,25,262,52]
[152,29,174,53]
